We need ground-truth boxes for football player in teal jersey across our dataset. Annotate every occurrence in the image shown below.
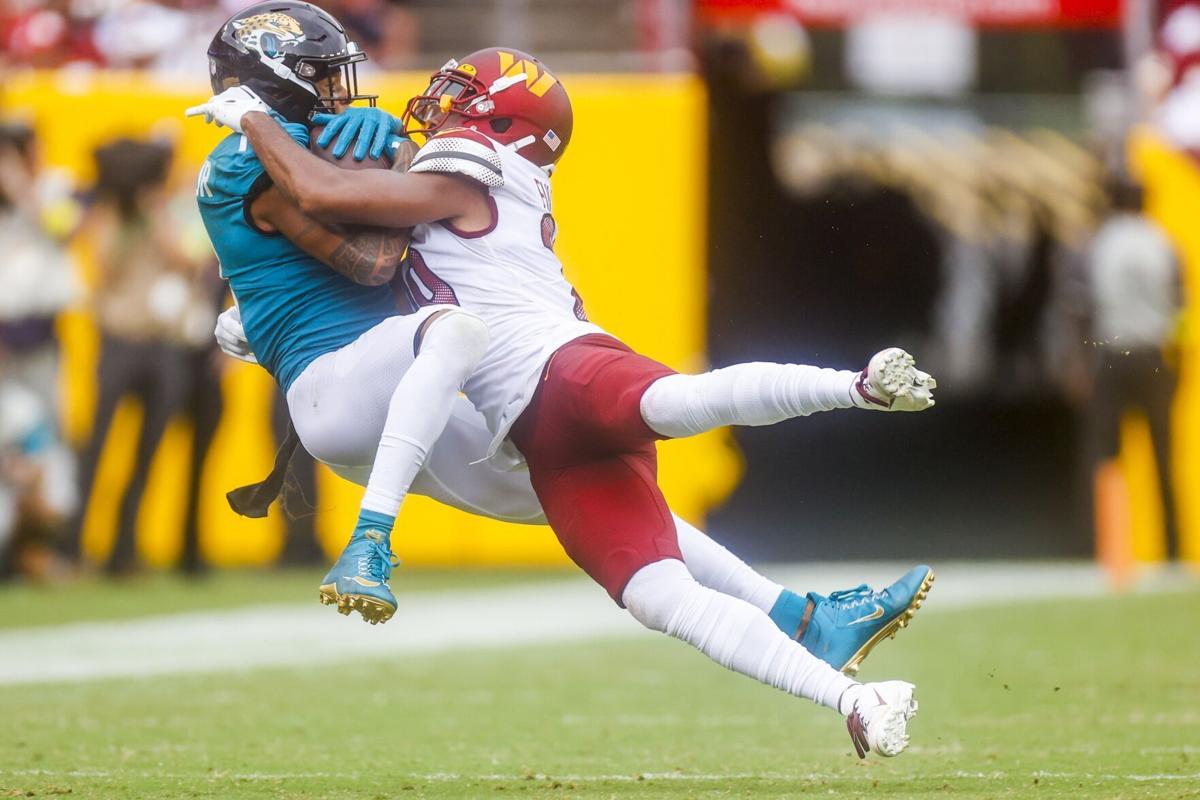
[194,1,495,624]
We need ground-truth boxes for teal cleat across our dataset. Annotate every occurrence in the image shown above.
[796,565,935,676]
[318,529,399,625]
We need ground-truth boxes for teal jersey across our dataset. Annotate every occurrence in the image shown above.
[195,126,399,391]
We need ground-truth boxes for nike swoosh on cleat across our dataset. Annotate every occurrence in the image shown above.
[349,577,381,587]
[848,605,885,626]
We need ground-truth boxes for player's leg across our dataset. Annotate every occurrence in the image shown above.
[639,348,936,440]
[351,309,490,534]
[672,515,933,675]
[330,308,488,622]
[1140,351,1180,561]
[410,397,547,523]
[317,357,545,527]
[524,446,917,758]
[287,305,488,623]
[625,341,936,671]
[518,337,935,673]
[671,513,783,611]
[623,559,918,758]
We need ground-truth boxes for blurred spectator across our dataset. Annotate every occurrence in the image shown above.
[176,286,223,577]
[1,0,418,72]
[91,0,217,74]
[0,119,80,580]
[1087,175,1183,560]
[1154,3,1200,161]
[66,138,213,575]
[0,380,71,578]
[169,193,224,577]
[0,0,103,68]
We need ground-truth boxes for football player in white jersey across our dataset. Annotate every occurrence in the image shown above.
[190,45,937,758]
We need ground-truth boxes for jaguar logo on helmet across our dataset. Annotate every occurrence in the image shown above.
[207,2,376,124]
[232,13,305,60]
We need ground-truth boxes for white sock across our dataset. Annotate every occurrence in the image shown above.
[672,513,783,614]
[359,311,489,517]
[622,559,862,714]
[639,363,859,438]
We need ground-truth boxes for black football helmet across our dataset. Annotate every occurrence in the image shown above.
[207,1,375,124]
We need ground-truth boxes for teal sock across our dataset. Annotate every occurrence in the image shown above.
[352,509,395,541]
[768,588,810,638]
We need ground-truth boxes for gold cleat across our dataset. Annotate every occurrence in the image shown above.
[319,584,397,624]
[842,569,935,677]
[317,529,399,626]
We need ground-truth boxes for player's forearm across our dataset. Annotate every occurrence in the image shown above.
[328,226,406,286]
[262,194,405,287]
[241,111,357,222]
[243,113,479,229]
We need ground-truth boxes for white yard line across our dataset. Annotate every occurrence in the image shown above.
[0,580,640,685]
[0,561,1193,686]
[3,768,1199,783]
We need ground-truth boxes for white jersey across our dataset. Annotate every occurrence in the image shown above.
[403,128,604,465]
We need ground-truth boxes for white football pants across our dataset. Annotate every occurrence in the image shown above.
[286,307,544,523]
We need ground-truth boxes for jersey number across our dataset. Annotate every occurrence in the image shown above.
[402,248,459,307]
[539,213,586,320]
[196,161,213,198]
[570,287,588,321]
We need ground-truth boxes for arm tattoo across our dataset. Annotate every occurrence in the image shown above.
[391,140,418,174]
[329,227,407,286]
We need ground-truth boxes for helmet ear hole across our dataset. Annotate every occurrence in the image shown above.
[489,118,513,134]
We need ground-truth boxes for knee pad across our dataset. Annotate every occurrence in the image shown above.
[621,558,697,633]
[420,310,490,370]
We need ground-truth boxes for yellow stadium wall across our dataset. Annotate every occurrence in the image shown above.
[1124,129,1200,563]
[2,70,741,568]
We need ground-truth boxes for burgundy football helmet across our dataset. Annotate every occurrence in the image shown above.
[402,47,573,167]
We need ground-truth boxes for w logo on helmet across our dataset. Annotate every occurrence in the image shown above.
[232,12,305,59]
[496,50,558,97]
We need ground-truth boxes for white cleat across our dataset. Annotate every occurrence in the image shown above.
[846,680,918,758]
[852,348,936,412]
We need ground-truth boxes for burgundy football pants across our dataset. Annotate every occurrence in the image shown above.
[508,334,681,603]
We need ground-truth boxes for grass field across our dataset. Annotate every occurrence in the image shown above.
[1,570,1198,799]
[0,568,572,630]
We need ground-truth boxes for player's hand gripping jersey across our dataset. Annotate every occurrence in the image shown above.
[195,124,399,390]
[401,128,602,461]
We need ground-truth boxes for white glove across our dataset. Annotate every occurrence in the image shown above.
[185,86,271,134]
[214,305,257,364]
[852,347,936,412]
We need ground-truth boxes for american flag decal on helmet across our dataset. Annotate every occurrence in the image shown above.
[543,129,562,152]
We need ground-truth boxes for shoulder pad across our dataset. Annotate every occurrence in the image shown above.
[409,129,503,188]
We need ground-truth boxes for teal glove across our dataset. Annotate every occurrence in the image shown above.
[312,108,405,161]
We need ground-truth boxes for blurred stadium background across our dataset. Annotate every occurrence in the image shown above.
[2,0,1199,797]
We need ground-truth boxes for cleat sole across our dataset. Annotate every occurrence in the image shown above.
[841,568,935,676]
[873,349,917,398]
[318,583,396,625]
